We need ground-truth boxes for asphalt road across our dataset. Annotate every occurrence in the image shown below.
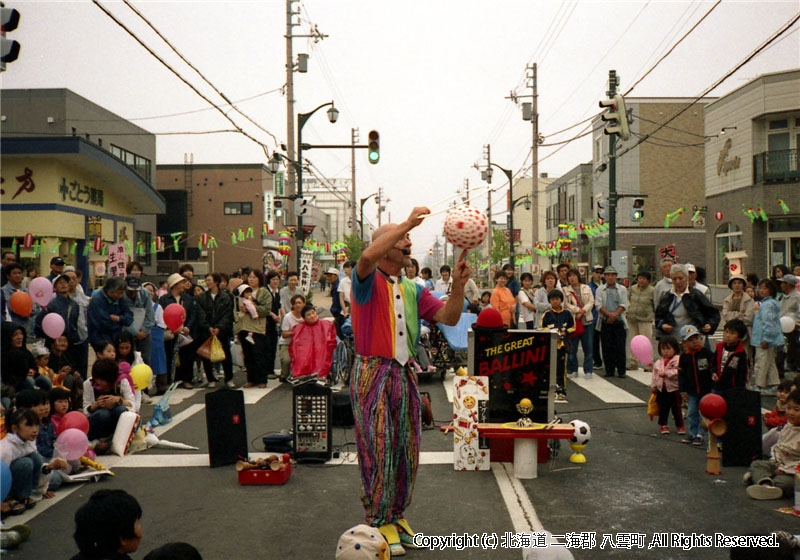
[7,295,798,559]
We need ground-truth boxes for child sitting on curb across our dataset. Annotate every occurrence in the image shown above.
[745,388,800,500]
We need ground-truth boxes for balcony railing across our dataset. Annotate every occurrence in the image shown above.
[753,149,799,183]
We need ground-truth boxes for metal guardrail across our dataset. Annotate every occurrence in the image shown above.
[753,149,799,183]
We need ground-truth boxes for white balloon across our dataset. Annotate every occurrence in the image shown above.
[780,316,795,334]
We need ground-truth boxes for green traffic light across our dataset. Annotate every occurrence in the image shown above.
[369,151,379,162]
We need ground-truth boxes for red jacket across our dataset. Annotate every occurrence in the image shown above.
[764,404,787,429]
[288,319,337,378]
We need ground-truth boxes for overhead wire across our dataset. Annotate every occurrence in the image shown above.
[623,0,722,96]
[617,9,800,161]
[66,86,285,122]
[121,0,279,146]
[91,0,276,160]
[547,1,651,120]
[628,0,702,91]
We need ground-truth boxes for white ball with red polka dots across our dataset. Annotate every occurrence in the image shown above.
[443,206,489,250]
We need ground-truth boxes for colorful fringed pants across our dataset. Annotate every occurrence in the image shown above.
[351,355,421,527]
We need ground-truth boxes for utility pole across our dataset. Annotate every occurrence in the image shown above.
[285,0,298,218]
[484,144,492,268]
[464,178,470,206]
[284,0,327,268]
[607,69,619,252]
[529,63,540,263]
[376,187,382,227]
[350,128,358,236]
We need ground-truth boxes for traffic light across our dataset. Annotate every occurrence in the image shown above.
[0,5,20,72]
[429,249,433,256]
[597,198,608,221]
[294,198,309,216]
[599,94,630,141]
[631,197,644,222]
[367,130,380,164]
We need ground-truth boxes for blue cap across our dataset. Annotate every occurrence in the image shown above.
[680,324,700,341]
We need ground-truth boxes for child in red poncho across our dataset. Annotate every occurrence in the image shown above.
[289,305,337,380]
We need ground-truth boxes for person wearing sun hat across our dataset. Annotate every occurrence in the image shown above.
[722,273,755,368]
[158,273,196,390]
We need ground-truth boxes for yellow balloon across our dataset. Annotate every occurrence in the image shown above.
[130,364,153,391]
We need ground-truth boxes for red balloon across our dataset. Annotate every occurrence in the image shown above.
[60,411,90,435]
[699,393,727,419]
[163,303,186,332]
[8,291,33,317]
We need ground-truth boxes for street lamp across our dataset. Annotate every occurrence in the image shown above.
[296,100,337,270]
[486,162,516,266]
[359,192,378,242]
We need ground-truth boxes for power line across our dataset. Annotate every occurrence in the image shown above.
[624,0,722,96]
[547,1,651,119]
[91,0,275,160]
[632,114,708,139]
[66,87,284,123]
[122,0,279,145]
[5,129,241,136]
[617,10,800,160]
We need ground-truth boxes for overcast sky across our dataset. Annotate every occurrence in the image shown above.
[3,1,799,261]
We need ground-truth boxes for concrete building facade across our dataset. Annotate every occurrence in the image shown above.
[1,89,164,286]
[155,163,283,275]
[590,97,713,280]
[703,69,800,297]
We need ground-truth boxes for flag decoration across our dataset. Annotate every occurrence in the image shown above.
[777,196,790,214]
[664,207,685,228]
[170,232,185,251]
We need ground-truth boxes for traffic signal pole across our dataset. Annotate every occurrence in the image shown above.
[607,70,618,253]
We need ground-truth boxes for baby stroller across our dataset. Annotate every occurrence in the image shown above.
[331,317,357,385]
[424,312,476,381]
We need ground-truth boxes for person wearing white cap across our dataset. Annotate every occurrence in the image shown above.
[595,266,629,378]
[686,264,710,302]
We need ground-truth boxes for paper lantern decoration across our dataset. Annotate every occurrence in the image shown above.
[443,206,489,250]
[23,233,34,248]
[93,237,104,253]
[714,211,723,221]
[155,236,164,251]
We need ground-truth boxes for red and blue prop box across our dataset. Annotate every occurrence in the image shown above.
[467,309,557,463]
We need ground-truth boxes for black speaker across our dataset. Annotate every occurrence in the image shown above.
[721,389,762,467]
[331,390,354,427]
[205,389,248,468]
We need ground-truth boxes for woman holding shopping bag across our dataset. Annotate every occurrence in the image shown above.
[197,273,234,388]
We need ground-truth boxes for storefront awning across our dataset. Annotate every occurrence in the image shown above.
[1,136,165,214]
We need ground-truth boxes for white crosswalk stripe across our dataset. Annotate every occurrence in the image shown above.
[569,369,644,403]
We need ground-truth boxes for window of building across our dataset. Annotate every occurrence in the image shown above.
[568,195,575,221]
[769,119,789,130]
[136,231,152,266]
[109,144,152,182]
[224,202,253,215]
[715,223,743,285]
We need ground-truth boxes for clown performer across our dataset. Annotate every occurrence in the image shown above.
[350,206,470,555]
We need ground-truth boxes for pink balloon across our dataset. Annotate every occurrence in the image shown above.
[42,312,65,339]
[630,335,653,366]
[29,276,53,307]
[55,428,89,461]
[61,411,89,435]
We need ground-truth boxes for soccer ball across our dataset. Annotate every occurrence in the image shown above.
[569,420,591,445]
